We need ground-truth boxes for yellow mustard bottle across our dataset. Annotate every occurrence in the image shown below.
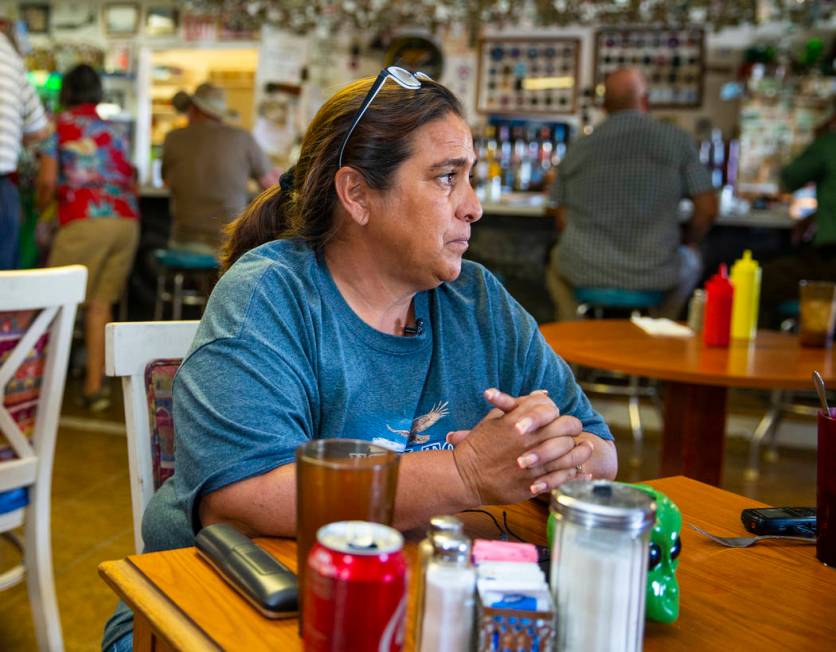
[730,249,761,340]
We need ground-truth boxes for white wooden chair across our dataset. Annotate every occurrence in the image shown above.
[105,320,199,553]
[0,265,87,652]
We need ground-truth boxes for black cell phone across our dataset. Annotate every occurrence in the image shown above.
[741,507,816,537]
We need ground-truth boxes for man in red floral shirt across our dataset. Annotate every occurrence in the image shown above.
[37,64,139,411]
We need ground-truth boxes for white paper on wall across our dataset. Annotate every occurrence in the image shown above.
[441,52,478,124]
[257,25,307,87]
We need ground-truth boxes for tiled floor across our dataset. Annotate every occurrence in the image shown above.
[0,377,819,651]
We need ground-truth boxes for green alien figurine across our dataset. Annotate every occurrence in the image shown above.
[631,483,682,623]
[546,484,682,623]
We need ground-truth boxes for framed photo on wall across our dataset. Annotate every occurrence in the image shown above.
[19,4,50,35]
[103,3,140,36]
[476,37,580,115]
[593,27,705,108]
[145,7,178,37]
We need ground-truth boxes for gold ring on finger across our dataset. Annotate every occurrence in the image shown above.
[575,463,584,473]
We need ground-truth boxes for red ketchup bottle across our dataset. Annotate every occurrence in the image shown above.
[702,264,734,347]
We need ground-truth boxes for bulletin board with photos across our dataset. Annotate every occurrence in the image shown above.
[593,27,705,108]
[476,37,580,115]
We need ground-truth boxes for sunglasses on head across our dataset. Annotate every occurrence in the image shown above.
[337,66,433,169]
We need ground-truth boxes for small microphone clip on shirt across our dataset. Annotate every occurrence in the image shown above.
[404,318,424,336]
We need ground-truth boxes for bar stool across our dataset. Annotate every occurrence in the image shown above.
[574,287,665,465]
[575,288,665,318]
[153,249,219,321]
[776,299,800,332]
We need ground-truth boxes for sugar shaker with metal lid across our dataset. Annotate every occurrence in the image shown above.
[414,516,465,649]
[550,480,656,652]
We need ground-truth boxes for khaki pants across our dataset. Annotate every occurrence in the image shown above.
[48,218,140,304]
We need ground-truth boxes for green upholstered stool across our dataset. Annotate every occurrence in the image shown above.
[574,287,665,317]
[153,249,219,321]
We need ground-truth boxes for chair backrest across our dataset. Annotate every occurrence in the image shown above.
[105,320,199,552]
[0,266,86,501]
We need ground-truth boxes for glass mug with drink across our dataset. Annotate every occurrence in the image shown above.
[295,439,399,623]
[799,281,836,347]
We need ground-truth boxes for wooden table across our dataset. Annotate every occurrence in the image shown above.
[541,320,835,485]
[99,476,836,651]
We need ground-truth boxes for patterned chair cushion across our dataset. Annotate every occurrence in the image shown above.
[1,310,49,460]
[144,359,180,490]
[0,310,47,512]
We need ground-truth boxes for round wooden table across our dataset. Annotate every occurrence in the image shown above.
[540,320,836,485]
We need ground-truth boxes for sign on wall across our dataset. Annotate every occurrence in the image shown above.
[476,37,580,115]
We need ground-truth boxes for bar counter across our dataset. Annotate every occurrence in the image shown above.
[139,185,796,229]
[133,188,795,323]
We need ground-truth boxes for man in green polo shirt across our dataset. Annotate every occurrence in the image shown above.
[761,114,836,327]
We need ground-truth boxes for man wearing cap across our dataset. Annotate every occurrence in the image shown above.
[162,82,278,254]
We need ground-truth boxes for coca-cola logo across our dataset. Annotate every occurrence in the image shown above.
[378,590,407,652]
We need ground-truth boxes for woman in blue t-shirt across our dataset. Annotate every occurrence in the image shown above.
[201,68,617,535]
[103,68,617,652]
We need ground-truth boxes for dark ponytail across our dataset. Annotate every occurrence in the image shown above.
[221,184,292,272]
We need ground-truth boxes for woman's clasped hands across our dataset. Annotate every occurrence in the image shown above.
[447,388,595,506]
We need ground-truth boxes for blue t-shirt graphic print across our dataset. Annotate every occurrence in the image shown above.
[364,400,450,452]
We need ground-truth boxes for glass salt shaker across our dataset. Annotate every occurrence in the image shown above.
[550,480,656,652]
[418,533,475,652]
[414,516,464,649]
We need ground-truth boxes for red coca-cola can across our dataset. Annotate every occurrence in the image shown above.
[303,520,408,652]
